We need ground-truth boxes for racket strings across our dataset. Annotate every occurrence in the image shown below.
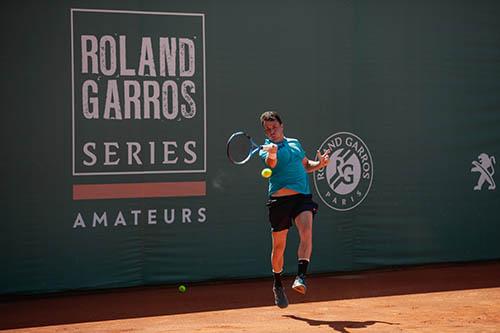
[227,134,253,164]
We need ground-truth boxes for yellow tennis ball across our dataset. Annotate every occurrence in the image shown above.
[261,168,272,178]
[178,285,187,293]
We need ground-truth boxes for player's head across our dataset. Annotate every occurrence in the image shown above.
[260,111,284,142]
[260,111,282,126]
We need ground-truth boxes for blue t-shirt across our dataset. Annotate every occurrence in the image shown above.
[259,137,311,196]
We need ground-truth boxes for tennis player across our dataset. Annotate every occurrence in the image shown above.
[259,111,330,308]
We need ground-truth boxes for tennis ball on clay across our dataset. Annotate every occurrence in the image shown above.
[261,168,272,178]
[178,285,187,293]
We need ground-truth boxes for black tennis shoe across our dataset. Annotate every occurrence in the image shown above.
[273,286,289,308]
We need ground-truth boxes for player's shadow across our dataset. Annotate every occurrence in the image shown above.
[283,315,398,333]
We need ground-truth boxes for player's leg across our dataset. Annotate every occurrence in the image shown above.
[292,210,313,294]
[271,229,288,276]
[267,195,293,308]
[295,210,313,260]
[271,229,289,308]
[272,229,288,290]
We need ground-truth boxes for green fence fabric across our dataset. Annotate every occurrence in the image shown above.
[1,0,499,295]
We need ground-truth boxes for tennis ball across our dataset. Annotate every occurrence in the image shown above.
[261,168,272,178]
[178,285,187,293]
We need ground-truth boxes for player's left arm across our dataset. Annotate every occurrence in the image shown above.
[302,149,330,173]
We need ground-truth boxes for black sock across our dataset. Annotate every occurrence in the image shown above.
[273,271,282,288]
[298,259,309,277]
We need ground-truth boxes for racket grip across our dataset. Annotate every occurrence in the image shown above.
[260,143,275,151]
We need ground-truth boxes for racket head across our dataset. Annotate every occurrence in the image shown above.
[226,131,260,165]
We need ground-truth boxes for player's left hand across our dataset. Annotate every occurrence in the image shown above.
[316,149,331,168]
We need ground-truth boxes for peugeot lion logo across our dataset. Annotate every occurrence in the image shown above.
[471,153,496,191]
[314,132,373,211]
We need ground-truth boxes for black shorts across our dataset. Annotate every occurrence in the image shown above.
[266,193,318,232]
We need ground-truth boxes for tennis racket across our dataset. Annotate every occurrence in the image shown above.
[226,131,265,165]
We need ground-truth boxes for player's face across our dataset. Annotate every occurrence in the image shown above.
[263,119,284,142]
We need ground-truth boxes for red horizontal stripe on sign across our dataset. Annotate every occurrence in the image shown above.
[73,181,206,200]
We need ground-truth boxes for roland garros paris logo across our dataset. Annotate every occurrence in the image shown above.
[313,132,373,211]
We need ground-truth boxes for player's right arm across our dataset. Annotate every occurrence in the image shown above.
[264,144,278,168]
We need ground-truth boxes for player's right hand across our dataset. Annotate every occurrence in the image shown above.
[262,143,278,154]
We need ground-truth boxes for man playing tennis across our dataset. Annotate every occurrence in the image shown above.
[259,111,330,309]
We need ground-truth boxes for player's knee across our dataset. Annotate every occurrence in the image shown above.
[273,241,286,253]
[298,229,312,242]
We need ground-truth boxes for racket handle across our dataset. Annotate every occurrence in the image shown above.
[260,143,276,151]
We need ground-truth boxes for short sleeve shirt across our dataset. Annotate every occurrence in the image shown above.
[259,137,311,196]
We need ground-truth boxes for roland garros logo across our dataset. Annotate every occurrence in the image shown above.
[313,132,373,211]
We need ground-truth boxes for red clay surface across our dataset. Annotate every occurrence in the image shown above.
[1,261,500,332]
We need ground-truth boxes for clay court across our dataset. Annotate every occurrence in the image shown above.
[2,261,499,333]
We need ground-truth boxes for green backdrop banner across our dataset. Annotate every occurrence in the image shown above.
[1,0,499,295]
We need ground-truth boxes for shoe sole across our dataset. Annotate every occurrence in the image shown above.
[276,301,288,308]
[292,284,306,295]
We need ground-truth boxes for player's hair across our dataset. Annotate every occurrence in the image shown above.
[260,111,282,127]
